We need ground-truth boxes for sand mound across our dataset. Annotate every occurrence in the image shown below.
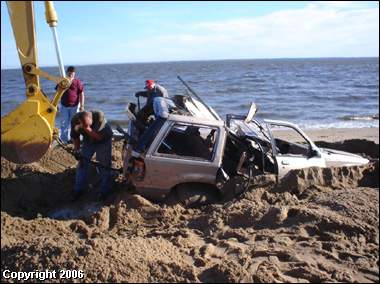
[278,161,379,196]
[1,139,379,282]
[315,139,379,159]
[1,141,124,219]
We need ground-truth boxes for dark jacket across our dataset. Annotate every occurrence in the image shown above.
[136,84,169,123]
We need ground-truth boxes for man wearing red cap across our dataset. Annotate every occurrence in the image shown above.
[133,80,174,157]
[136,79,168,105]
[135,80,169,124]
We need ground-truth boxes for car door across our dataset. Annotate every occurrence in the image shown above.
[143,122,225,191]
[266,122,326,178]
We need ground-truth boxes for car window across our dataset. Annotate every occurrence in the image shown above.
[156,123,218,161]
[269,124,311,157]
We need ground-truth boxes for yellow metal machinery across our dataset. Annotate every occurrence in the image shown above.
[1,1,71,164]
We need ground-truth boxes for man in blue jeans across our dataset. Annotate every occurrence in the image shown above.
[70,110,113,201]
[58,66,85,143]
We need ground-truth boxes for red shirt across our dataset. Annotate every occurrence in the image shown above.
[60,78,84,107]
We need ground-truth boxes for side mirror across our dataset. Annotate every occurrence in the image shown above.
[244,102,258,123]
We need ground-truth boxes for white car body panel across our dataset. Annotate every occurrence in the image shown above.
[262,119,368,177]
[275,155,326,178]
[320,148,369,167]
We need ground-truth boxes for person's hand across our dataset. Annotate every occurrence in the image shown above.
[74,123,82,132]
[79,106,84,111]
[73,150,82,161]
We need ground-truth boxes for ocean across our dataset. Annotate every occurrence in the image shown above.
[1,58,379,129]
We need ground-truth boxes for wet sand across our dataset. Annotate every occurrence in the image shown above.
[1,127,379,283]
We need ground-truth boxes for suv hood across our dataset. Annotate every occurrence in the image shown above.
[320,148,369,167]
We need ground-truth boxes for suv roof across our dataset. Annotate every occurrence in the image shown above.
[168,113,225,127]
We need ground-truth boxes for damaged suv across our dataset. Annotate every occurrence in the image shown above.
[119,77,369,204]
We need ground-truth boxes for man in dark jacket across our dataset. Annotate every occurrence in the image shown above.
[135,79,169,124]
[71,110,113,200]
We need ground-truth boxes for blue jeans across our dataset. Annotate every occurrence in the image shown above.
[74,140,112,194]
[135,117,166,153]
[60,104,79,143]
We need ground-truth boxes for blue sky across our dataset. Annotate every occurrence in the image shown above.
[1,1,379,69]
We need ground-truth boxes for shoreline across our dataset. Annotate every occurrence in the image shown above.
[301,127,379,143]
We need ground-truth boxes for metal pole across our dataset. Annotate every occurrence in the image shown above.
[50,27,66,77]
[177,75,221,121]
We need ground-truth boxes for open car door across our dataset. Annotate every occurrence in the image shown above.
[266,121,325,178]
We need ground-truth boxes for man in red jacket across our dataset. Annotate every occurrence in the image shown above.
[59,66,85,143]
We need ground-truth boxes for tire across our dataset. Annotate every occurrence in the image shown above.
[219,176,249,202]
[165,183,220,208]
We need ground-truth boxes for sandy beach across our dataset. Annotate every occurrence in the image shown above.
[1,127,379,282]
[303,127,379,143]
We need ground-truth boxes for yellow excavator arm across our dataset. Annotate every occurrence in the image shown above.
[1,1,71,164]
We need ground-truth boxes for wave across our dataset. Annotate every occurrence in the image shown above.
[339,114,379,121]
[298,121,379,129]
[352,84,378,89]
[244,78,266,83]
[223,87,245,93]
[282,85,299,90]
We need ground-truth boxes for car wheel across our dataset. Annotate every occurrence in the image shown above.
[165,183,219,208]
[219,176,249,202]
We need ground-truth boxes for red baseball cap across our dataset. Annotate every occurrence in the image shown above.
[145,80,155,88]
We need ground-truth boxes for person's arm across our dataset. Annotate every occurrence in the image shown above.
[83,126,103,141]
[70,115,81,149]
[79,91,84,111]
[78,80,85,111]
[73,137,80,151]
[135,91,149,98]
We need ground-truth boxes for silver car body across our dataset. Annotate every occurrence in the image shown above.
[123,96,369,199]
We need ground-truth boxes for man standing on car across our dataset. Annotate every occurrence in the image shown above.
[59,66,85,143]
[134,79,169,124]
[71,110,113,201]
[132,80,174,157]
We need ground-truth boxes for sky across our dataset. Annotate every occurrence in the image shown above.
[1,1,379,69]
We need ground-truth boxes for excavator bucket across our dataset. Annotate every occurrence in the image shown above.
[1,99,54,164]
[2,1,67,164]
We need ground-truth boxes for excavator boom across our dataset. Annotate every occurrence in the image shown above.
[6,1,39,86]
[1,1,70,164]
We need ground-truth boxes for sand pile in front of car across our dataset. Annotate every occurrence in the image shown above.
[1,139,379,282]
